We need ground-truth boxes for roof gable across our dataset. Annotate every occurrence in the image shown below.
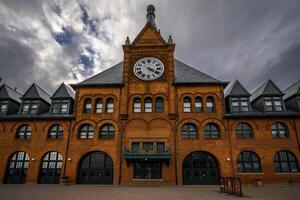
[225,80,250,97]
[283,80,300,100]
[131,23,167,46]
[0,84,22,103]
[250,79,283,102]
[51,83,75,99]
[22,83,51,103]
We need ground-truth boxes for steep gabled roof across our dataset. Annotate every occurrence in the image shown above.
[22,83,51,104]
[250,79,283,102]
[77,62,123,86]
[0,84,22,103]
[283,80,300,100]
[75,59,227,87]
[225,80,250,97]
[173,59,226,85]
[51,83,75,99]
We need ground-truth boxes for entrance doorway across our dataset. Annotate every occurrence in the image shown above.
[182,151,219,185]
[4,152,29,184]
[77,151,113,184]
[134,161,161,179]
[38,152,62,184]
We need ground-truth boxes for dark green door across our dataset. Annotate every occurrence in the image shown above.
[183,151,219,185]
[77,151,113,184]
[38,152,62,184]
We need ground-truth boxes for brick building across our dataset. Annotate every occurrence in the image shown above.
[0,5,300,185]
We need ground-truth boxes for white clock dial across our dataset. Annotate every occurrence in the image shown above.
[133,57,164,81]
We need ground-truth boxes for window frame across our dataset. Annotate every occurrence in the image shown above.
[48,124,64,139]
[155,97,164,112]
[83,99,92,113]
[51,99,70,114]
[181,123,198,139]
[78,124,94,139]
[206,97,214,112]
[131,142,140,153]
[16,124,32,139]
[95,98,103,113]
[0,100,9,114]
[99,124,115,139]
[195,97,202,112]
[144,98,153,113]
[263,96,284,112]
[106,98,114,113]
[237,151,261,173]
[236,123,253,138]
[143,142,153,151]
[133,97,142,113]
[230,97,250,113]
[274,151,299,173]
[21,100,39,114]
[271,122,289,138]
[204,123,220,139]
[183,97,191,112]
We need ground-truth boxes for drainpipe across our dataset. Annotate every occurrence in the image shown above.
[292,119,300,151]
[62,120,72,178]
[226,119,235,177]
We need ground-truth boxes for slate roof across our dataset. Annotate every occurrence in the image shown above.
[51,83,75,99]
[76,59,227,87]
[22,83,51,104]
[0,84,22,103]
[250,79,283,102]
[283,81,300,100]
[225,80,250,97]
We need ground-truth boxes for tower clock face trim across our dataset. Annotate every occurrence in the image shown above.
[133,57,165,81]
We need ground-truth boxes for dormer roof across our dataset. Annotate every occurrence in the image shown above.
[283,80,300,100]
[250,79,283,102]
[51,83,75,99]
[0,84,22,103]
[225,80,250,97]
[21,83,51,104]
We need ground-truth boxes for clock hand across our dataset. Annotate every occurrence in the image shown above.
[147,67,155,72]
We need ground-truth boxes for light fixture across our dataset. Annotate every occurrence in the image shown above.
[31,158,36,161]
[67,158,72,161]
[226,157,231,162]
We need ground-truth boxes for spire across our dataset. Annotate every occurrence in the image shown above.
[146,4,156,27]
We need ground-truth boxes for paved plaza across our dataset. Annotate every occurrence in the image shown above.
[0,183,299,200]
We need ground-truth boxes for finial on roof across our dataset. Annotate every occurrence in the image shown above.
[146,4,156,27]
[168,35,173,44]
[125,36,130,45]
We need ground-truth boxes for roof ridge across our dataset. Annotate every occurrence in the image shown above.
[283,80,300,92]
[1,83,23,96]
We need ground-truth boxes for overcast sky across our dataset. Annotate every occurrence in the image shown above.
[0,0,300,95]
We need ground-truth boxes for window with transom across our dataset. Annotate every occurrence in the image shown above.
[100,124,115,139]
[16,124,32,139]
[181,123,197,139]
[204,123,220,138]
[78,124,94,139]
[271,122,289,138]
[48,124,64,139]
[237,151,261,173]
[236,123,253,138]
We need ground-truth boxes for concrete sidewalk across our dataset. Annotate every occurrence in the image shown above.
[0,183,299,200]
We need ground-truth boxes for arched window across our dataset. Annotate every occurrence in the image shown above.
[206,97,214,112]
[16,124,32,139]
[48,124,64,139]
[237,151,261,173]
[204,123,220,138]
[83,99,92,113]
[144,97,152,112]
[100,124,115,139]
[236,123,253,138]
[106,98,114,113]
[39,152,63,184]
[133,97,141,112]
[155,97,164,112]
[195,97,202,112]
[181,123,197,139]
[95,98,103,113]
[271,122,289,138]
[78,124,94,139]
[183,97,191,112]
[5,151,29,184]
[274,151,299,173]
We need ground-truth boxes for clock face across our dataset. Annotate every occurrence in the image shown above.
[133,57,164,81]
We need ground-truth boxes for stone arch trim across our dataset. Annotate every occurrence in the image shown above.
[229,120,259,132]
[266,120,294,131]
[72,119,97,132]
[177,118,202,133]
[202,118,227,131]
[10,122,37,133]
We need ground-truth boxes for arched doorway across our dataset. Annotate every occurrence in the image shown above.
[38,152,63,184]
[4,152,29,184]
[77,151,113,184]
[182,151,219,185]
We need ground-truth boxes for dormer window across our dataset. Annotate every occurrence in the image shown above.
[230,97,249,112]
[51,99,70,114]
[21,100,39,114]
[0,100,9,114]
[264,97,283,112]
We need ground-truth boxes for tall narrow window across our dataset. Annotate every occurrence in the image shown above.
[183,97,191,112]
[95,98,103,113]
[100,124,115,139]
[274,151,299,173]
[144,98,152,112]
[83,99,92,113]
[16,124,32,139]
[78,124,94,139]
[0,100,9,114]
[106,98,114,113]
[132,142,140,153]
[133,97,141,113]
[195,97,202,112]
[204,123,220,138]
[155,97,164,112]
[48,124,64,139]
[156,142,165,153]
[143,142,153,151]
[271,122,289,138]
[237,151,261,173]
[206,97,214,112]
